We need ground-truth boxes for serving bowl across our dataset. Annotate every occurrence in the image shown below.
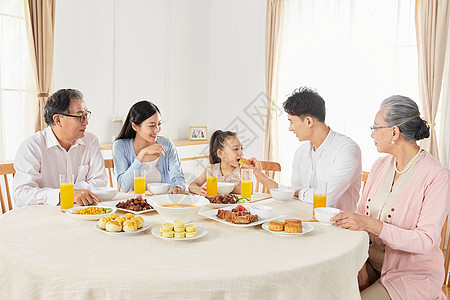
[249,205,273,219]
[217,182,235,194]
[270,188,295,201]
[314,207,340,225]
[147,183,171,195]
[90,187,118,201]
[147,194,209,222]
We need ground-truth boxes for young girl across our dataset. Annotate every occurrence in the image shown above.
[113,100,186,193]
[189,130,245,195]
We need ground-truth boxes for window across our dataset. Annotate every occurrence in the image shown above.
[0,0,35,162]
[277,0,418,185]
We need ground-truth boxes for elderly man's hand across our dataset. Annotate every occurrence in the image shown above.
[74,189,102,206]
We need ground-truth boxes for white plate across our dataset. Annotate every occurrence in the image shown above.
[66,206,117,220]
[262,222,314,236]
[100,199,155,215]
[151,225,207,241]
[95,222,150,236]
[198,207,286,227]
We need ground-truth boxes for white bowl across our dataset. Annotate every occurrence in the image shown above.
[217,182,235,194]
[249,205,273,219]
[147,194,210,223]
[147,183,171,195]
[270,188,295,201]
[314,207,340,225]
[90,187,118,201]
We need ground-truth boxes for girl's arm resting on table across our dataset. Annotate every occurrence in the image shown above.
[188,170,207,195]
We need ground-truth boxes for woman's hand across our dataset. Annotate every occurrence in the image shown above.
[137,143,165,162]
[170,187,185,194]
[331,211,383,236]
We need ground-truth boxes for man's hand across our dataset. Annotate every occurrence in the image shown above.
[74,189,102,206]
[170,187,185,194]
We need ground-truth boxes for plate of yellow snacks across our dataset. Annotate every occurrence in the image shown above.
[66,206,117,220]
[95,213,150,235]
[151,220,206,241]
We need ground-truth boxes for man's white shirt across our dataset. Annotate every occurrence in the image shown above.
[13,127,108,207]
[291,129,362,212]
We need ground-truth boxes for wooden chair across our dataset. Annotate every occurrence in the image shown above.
[256,161,281,193]
[104,159,120,192]
[441,215,450,286]
[0,162,15,214]
[361,171,369,193]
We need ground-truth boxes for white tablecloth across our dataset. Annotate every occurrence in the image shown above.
[0,195,368,299]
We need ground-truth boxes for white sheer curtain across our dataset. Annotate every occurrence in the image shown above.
[0,0,35,162]
[277,0,418,185]
[440,23,450,168]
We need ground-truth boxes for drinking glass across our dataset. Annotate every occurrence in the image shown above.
[60,174,74,211]
[134,169,146,196]
[313,181,327,217]
[206,165,217,197]
[240,169,253,199]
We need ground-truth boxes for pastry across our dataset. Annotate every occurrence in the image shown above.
[185,224,196,233]
[285,219,302,225]
[174,231,186,238]
[162,230,174,238]
[123,220,137,232]
[115,217,126,225]
[239,158,251,166]
[98,216,110,229]
[131,216,144,229]
[162,223,174,231]
[186,231,197,238]
[109,213,120,220]
[284,222,302,233]
[268,221,284,231]
[174,220,185,232]
[124,213,135,219]
[106,220,122,232]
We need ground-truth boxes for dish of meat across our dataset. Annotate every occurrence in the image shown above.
[99,197,155,214]
[206,194,249,208]
[198,204,286,227]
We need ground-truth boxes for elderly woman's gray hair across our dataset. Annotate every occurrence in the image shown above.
[380,95,430,141]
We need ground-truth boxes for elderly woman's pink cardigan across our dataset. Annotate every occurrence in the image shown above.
[357,152,450,300]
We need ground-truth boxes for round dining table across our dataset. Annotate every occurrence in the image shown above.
[0,193,368,299]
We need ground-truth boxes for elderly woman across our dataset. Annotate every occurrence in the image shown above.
[333,95,449,300]
[113,100,186,193]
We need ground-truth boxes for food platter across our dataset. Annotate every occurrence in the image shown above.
[66,206,117,220]
[95,222,150,236]
[99,200,155,215]
[151,225,207,241]
[198,206,286,228]
[261,222,314,237]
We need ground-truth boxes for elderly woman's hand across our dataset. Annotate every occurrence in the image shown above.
[331,211,383,236]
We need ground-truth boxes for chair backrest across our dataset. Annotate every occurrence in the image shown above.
[256,161,281,193]
[441,216,450,286]
[0,162,15,214]
[104,159,120,192]
[361,171,369,193]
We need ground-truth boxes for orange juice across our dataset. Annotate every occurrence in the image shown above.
[313,194,327,215]
[134,177,146,194]
[206,177,218,197]
[241,180,252,198]
[60,182,74,210]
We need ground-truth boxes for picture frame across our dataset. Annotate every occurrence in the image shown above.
[189,126,208,141]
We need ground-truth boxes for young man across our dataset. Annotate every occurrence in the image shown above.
[13,89,108,207]
[249,87,362,212]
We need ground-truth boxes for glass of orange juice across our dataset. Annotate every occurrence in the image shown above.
[240,169,253,199]
[313,181,327,217]
[60,174,74,212]
[134,169,146,196]
[206,165,217,197]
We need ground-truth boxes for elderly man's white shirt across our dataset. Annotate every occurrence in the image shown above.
[13,127,108,207]
[291,129,362,212]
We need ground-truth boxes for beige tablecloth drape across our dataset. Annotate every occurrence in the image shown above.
[0,197,368,299]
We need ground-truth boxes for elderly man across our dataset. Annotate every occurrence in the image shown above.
[13,89,108,207]
[249,87,362,212]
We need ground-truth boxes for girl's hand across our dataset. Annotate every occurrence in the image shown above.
[170,187,184,194]
[200,183,207,196]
